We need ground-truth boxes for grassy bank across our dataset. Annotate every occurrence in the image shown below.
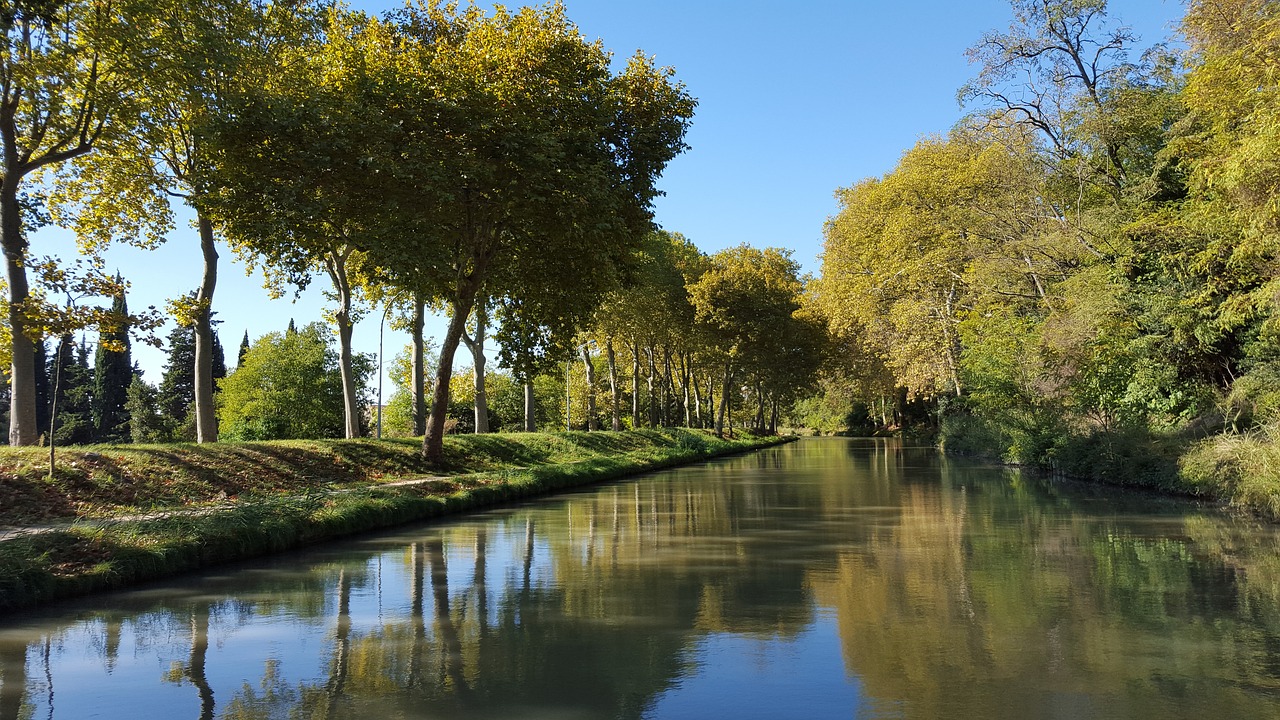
[0,429,790,612]
[942,413,1280,521]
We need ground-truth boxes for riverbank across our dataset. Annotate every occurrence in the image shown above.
[0,429,791,612]
[942,416,1280,522]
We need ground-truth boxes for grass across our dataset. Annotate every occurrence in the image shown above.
[1180,429,1280,521]
[0,429,790,612]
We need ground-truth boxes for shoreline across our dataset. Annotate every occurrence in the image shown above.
[0,430,792,613]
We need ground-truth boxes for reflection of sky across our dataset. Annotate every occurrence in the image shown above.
[4,440,1280,719]
[645,612,875,720]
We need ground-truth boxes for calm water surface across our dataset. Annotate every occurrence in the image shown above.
[2,438,1279,719]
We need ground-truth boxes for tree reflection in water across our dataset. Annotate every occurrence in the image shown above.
[0,440,1279,719]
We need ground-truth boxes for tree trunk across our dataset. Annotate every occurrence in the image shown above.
[680,352,691,427]
[606,338,620,431]
[630,337,640,429]
[188,605,215,720]
[754,380,765,432]
[691,370,703,428]
[524,380,536,432]
[461,295,490,433]
[193,212,219,443]
[411,293,427,436]
[715,365,732,437]
[3,181,37,446]
[423,294,476,465]
[581,343,597,431]
[646,346,657,427]
[706,372,715,431]
[324,247,361,439]
[662,347,672,427]
[565,359,572,431]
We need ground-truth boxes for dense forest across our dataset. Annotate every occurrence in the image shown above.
[816,0,1280,499]
[1,0,1278,505]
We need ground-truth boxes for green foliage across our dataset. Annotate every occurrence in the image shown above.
[125,374,168,444]
[92,287,132,443]
[217,323,371,441]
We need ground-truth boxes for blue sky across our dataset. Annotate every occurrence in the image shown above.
[37,0,1188,388]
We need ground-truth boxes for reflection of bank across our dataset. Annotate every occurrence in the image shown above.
[0,637,25,720]
[4,441,1276,720]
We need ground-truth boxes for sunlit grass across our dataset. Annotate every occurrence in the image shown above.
[0,430,790,611]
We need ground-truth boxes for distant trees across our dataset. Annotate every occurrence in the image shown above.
[813,0,1280,462]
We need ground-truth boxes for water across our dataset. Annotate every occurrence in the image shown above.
[2,438,1279,719]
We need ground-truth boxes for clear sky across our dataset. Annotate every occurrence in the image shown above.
[37,0,1188,391]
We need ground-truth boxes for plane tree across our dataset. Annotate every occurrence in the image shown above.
[361,3,694,464]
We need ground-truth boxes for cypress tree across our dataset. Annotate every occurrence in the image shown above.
[212,330,226,389]
[158,325,196,440]
[50,336,95,446]
[92,284,132,443]
[237,330,250,368]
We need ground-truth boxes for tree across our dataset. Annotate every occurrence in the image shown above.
[689,245,810,435]
[203,8,392,441]
[50,0,322,445]
[49,335,94,446]
[0,0,150,444]
[217,323,371,441]
[361,3,695,463]
[158,324,195,439]
[92,282,131,442]
[237,330,249,368]
[125,372,167,443]
[961,0,1151,198]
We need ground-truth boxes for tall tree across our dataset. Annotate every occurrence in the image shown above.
[374,4,694,463]
[157,324,195,439]
[51,0,322,444]
[1,0,144,444]
[92,282,131,442]
[204,8,388,440]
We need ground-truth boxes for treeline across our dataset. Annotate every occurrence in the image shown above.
[383,232,825,438]
[0,0,707,461]
[815,0,1280,480]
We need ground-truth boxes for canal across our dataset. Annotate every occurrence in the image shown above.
[1,438,1278,718]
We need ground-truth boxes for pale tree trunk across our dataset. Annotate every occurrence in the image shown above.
[662,347,672,427]
[323,246,360,439]
[580,343,597,431]
[187,605,215,720]
[193,213,219,443]
[461,295,489,433]
[715,364,732,437]
[565,359,572,431]
[691,369,703,428]
[411,294,427,436]
[325,569,352,713]
[680,352,691,427]
[747,379,757,427]
[523,380,536,432]
[646,345,657,427]
[630,337,640,428]
[2,181,38,446]
[606,338,620,431]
